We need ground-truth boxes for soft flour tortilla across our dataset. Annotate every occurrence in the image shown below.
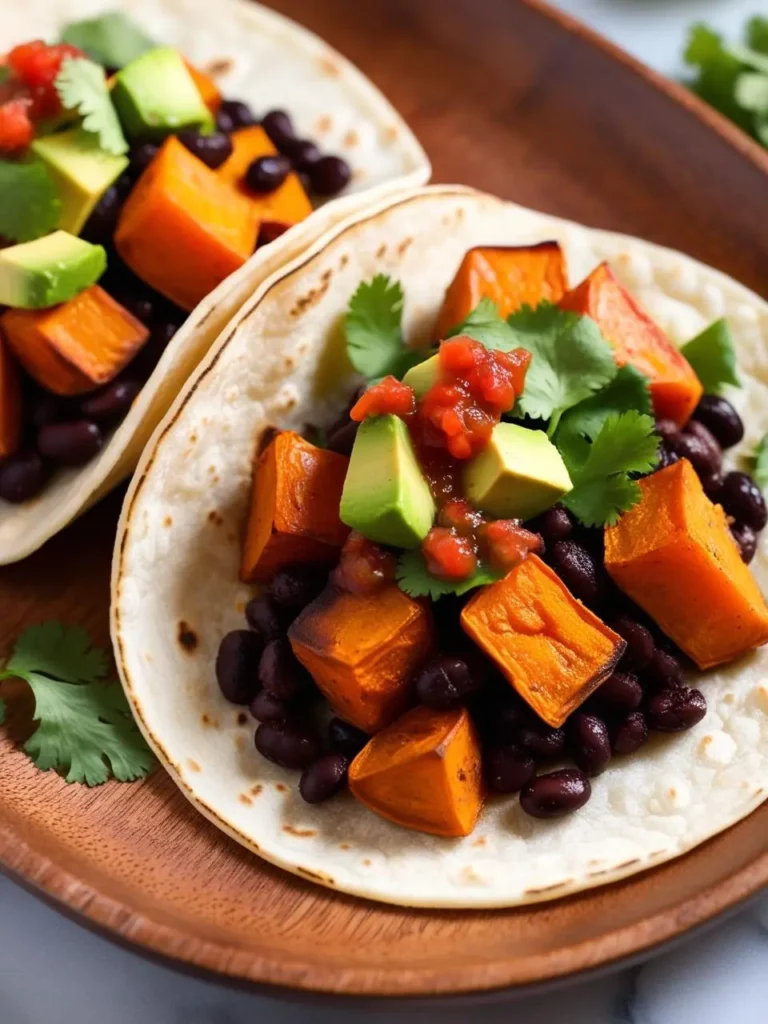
[0,0,429,564]
[112,186,768,908]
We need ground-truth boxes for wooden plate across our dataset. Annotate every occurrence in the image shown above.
[1,0,767,998]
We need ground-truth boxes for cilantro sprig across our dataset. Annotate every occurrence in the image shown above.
[55,58,128,156]
[745,435,768,492]
[0,159,61,243]
[61,11,156,69]
[396,549,502,600]
[344,275,432,381]
[0,622,154,786]
[680,318,740,394]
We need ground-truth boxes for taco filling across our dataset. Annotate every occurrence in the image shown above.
[0,12,352,504]
[214,241,768,837]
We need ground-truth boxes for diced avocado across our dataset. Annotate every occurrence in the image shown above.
[463,422,572,520]
[340,414,435,548]
[112,47,215,140]
[0,232,106,309]
[402,353,439,399]
[31,130,129,235]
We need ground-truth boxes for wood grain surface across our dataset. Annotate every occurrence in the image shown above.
[1,0,767,998]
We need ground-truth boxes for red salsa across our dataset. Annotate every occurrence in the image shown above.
[0,41,84,153]
[332,531,397,595]
[350,375,416,421]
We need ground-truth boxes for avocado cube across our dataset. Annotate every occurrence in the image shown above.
[402,353,439,399]
[340,414,435,548]
[0,232,106,309]
[112,47,214,140]
[463,422,572,520]
[32,130,129,235]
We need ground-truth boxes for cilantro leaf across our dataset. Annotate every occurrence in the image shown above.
[684,24,752,132]
[506,303,617,433]
[747,17,768,55]
[0,159,61,243]
[396,549,502,600]
[345,275,407,379]
[735,72,768,112]
[744,435,768,492]
[55,58,128,155]
[680,319,740,393]
[562,411,659,527]
[0,622,154,786]
[61,11,156,69]
[448,296,522,350]
[729,44,768,76]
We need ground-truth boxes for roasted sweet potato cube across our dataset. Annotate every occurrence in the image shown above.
[605,459,768,668]
[183,59,222,113]
[1,286,149,397]
[461,555,625,727]
[218,126,312,229]
[435,242,567,339]
[241,431,350,582]
[289,583,434,733]
[560,262,702,426]
[115,135,257,312]
[0,333,21,459]
[349,705,483,836]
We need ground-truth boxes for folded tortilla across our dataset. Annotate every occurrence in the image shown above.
[113,186,768,908]
[0,0,429,564]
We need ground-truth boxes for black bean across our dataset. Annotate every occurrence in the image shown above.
[249,689,292,724]
[415,655,476,710]
[656,445,680,471]
[255,720,320,770]
[37,420,103,466]
[700,470,724,502]
[81,185,122,244]
[216,629,263,704]
[0,451,46,503]
[79,378,141,426]
[299,753,349,803]
[655,418,681,444]
[692,395,744,449]
[731,521,758,564]
[610,614,655,670]
[130,141,160,175]
[114,170,135,199]
[549,540,605,606]
[528,504,573,547]
[485,744,536,794]
[286,138,321,171]
[245,154,291,193]
[646,686,707,732]
[262,109,297,151]
[269,567,327,610]
[309,155,351,196]
[27,391,69,430]
[672,421,722,477]
[644,648,685,690]
[177,129,233,169]
[257,220,290,247]
[328,717,369,758]
[258,639,307,700]
[720,471,768,531]
[611,710,649,755]
[326,418,358,456]
[245,594,287,639]
[569,712,612,776]
[519,769,591,818]
[518,721,567,761]
[594,670,643,713]
[217,99,257,132]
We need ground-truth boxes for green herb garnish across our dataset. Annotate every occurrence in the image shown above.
[449,296,523,350]
[561,411,660,528]
[680,318,740,394]
[61,11,156,69]
[0,159,62,243]
[745,435,768,491]
[396,549,502,600]
[55,58,128,156]
[344,274,433,381]
[0,622,155,786]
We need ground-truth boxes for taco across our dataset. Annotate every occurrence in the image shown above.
[113,185,768,908]
[0,0,429,564]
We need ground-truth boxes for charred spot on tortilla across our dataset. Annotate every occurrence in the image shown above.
[318,56,341,78]
[251,784,263,796]
[472,837,486,847]
[343,129,360,148]
[376,243,387,259]
[237,712,248,726]
[321,268,333,285]
[397,237,413,256]
[203,57,233,77]
[178,621,198,652]
[207,510,224,526]
[382,125,399,143]
[283,824,317,837]
[290,288,320,317]
[163,515,173,528]
[339,843,350,850]
[201,713,219,727]
[239,793,253,806]
[275,782,287,793]
[339,254,349,269]
[297,867,335,885]
[315,114,333,135]
[186,759,201,773]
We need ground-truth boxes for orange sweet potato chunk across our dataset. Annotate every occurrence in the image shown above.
[183,59,221,113]
[461,555,625,727]
[605,459,768,669]
[435,242,568,339]
[217,126,312,229]
[560,262,702,426]
[0,333,21,459]
[241,431,350,582]
[115,135,257,312]
[289,583,434,733]
[1,286,149,397]
[349,705,484,837]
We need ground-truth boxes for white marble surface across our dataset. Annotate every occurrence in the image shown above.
[2,2,767,1022]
